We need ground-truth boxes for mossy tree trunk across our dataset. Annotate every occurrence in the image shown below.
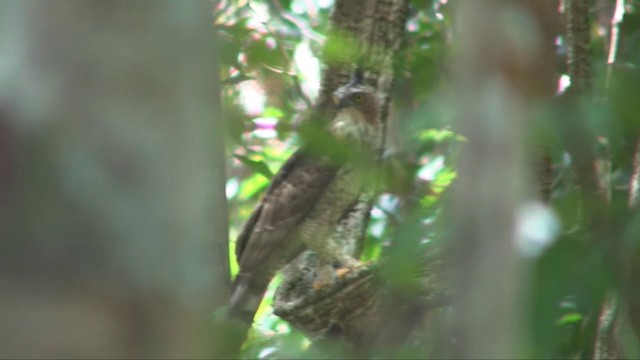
[272,0,412,353]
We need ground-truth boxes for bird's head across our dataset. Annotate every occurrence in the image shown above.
[330,82,380,146]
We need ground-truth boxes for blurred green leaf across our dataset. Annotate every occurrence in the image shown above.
[361,235,383,261]
[322,30,360,64]
[222,73,254,86]
[556,312,584,326]
[418,128,465,143]
[234,154,274,179]
[229,240,239,278]
[239,173,270,200]
[246,38,286,70]
[263,106,285,118]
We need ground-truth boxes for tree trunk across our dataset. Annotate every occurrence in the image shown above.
[449,1,557,358]
[0,1,227,357]
[272,0,411,352]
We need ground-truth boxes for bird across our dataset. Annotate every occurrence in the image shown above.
[227,73,380,330]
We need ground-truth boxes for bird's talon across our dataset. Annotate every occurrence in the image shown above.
[313,280,329,291]
[335,267,351,278]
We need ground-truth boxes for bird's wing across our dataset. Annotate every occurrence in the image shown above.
[235,150,338,271]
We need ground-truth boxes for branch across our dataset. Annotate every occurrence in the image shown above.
[565,0,592,94]
[605,0,626,90]
[273,248,449,350]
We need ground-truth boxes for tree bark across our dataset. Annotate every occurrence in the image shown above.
[449,1,557,358]
[272,0,412,351]
[0,1,226,357]
[565,0,593,94]
[564,1,625,358]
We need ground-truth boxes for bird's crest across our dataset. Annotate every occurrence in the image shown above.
[350,67,365,87]
[333,66,374,104]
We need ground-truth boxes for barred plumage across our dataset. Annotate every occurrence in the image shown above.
[228,79,380,328]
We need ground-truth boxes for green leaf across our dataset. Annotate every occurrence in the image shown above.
[556,312,583,326]
[430,167,457,193]
[228,240,239,278]
[238,173,270,200]
[264,146,294,163]
[418,128,465,143]
[222,74,254,86]
[361,238,382,261]
[234,154,274,179]
[245,37,286,69]
[322,30,360,64]
[262,106,284,119]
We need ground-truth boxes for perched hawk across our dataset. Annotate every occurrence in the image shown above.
[228,75,380,326]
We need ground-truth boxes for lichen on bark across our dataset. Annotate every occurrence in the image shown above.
[272,0,414,349]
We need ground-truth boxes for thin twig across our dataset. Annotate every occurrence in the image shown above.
[271,0,325,44]
[605,0,626,90]
[629,136,640,208]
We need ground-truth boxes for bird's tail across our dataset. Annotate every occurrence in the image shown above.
[223,273,271,356]
[227,272,269,328]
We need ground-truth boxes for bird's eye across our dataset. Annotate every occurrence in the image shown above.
[353,93,364,102]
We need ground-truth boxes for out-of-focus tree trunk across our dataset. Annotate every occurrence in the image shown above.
[0,1,227,357]
[564,0,624,358]
[449,1,557,358]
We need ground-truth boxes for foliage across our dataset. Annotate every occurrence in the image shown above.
[219,0,640,358]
